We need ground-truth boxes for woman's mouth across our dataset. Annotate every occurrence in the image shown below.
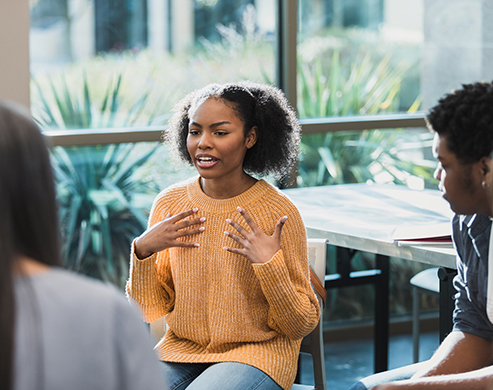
[196,156,219,168]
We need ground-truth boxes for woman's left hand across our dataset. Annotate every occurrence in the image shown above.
[224,207,287,264]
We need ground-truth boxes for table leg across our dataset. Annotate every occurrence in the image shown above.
[438,267,457,342]
[374,254,389,373]
[325,248,390,373]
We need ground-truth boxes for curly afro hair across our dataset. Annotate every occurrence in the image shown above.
[164,81,301,180]
[426,81,493,164]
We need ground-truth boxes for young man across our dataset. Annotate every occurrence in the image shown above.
[350,81,493,389]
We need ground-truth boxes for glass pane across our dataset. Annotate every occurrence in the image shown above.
[30,0,276,129]
[298,127,437,189]
[298,0,493,119]
[50,141,195,288]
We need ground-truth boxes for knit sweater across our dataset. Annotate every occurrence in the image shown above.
[126,177,320,390]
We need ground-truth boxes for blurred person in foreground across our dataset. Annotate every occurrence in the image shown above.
[0,101,167,390]
[350,81,493,389]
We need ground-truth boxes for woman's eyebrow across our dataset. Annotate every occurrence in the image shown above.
[189,121,202,128]
[210,121,232,128]
[188,121,231,128]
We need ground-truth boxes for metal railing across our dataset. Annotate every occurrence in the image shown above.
[43,113,427,147]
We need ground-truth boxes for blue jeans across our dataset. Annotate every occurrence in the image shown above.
[161,361,283,390]
[349,362,428,390]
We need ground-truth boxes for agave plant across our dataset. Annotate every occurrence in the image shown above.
[299,129,436,188]
[297,50,410,118]
[32,73,162,288]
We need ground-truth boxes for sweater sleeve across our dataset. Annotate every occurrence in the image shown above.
[126,193,176,323]
[252,206,320,341]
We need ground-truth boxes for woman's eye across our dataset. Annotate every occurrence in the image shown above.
[215,131,227,136]
[189,130,200,135]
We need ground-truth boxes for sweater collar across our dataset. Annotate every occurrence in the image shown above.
[187,176,270,214]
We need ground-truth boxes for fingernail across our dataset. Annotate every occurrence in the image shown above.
[200,217,206,222]
[223,247,228,251]
[194,243,200,247]
[224,231,229,236]
[226,219,232,224]
[237,207,242,212]
[199,227,205,231]
[193,208,198,212]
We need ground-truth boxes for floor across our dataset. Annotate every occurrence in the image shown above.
[299,331,440,389]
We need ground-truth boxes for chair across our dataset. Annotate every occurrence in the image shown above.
[410,267,440,363]
[292,238,328,390]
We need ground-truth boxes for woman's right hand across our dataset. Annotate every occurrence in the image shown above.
[135,208,205,259]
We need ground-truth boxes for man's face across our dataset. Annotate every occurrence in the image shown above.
[433,133,489,215]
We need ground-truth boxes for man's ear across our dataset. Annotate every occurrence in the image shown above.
[480,156,493,184]
[245,126,258,149]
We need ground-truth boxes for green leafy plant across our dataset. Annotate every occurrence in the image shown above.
[297,50,409,118]
[296,50,435,189]
[32,73,162,287]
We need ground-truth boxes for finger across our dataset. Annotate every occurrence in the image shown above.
[174,241,200,248]
[222,246,244,256]
[176,226,205,237]
[169,208,199,223]
[236,207,259,232]
[273,216,288,240]
[226,218,248,237]
[224,230,245,246]
[175,216,206,230]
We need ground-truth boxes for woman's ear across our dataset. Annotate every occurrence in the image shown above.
[245,126,258,149]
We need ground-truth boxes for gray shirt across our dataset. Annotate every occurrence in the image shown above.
[14,267,167,390]
[452,213,493,341]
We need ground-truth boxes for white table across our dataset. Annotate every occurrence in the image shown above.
[282,183,457,372]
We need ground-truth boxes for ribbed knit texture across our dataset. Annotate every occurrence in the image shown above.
[126,177,320,390]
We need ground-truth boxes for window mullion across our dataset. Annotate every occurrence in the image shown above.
[276,0,298,110]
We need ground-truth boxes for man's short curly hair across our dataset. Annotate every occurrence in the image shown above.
[426,81,493,164]
[165,81,301,180]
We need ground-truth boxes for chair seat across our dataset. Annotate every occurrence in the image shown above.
[411,267,440,363]
[410,267,439,293]
[291,384,315,390]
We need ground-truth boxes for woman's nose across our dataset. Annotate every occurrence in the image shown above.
[434,166,442,181]
[198,133,212,149]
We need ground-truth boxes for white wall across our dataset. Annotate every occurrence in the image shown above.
[422,0,493,109]
[0,0,30,108]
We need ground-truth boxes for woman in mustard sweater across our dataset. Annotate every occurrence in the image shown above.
[126,82,320,390]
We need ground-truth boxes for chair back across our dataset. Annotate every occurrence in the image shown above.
[292,238,327,390]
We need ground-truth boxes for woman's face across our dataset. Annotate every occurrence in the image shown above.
[187,98,256,183]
